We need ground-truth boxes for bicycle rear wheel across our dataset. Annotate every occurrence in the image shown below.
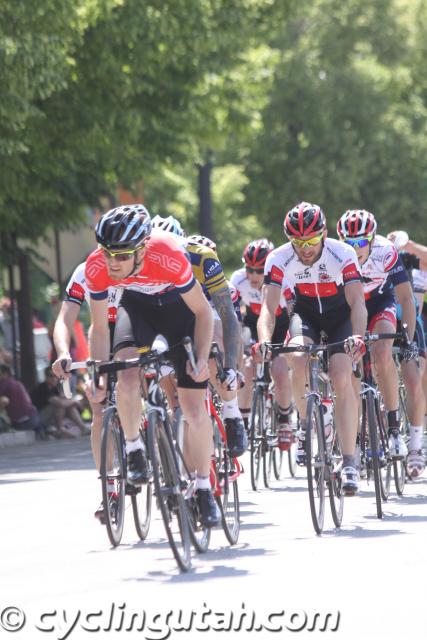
[216,439,240,545]
[146,412,191,572]
[130,429,152,540]
[305,397,326,534]
[365,393,383,519]
[328,429,344,528]
[263,401,275,488]
[250,387,265,491]
[100,406,126,547]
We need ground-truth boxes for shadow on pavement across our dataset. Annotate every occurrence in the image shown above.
[0,439,94,476]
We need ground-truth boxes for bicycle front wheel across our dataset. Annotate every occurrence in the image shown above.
[250,387,265,491]
[130,429,152,540]
[216,444,240,545]
[365,393,383,519]
[328,430,344,528]
[100,406,126,547]
[305,397,326,534]
[146,412,191,572]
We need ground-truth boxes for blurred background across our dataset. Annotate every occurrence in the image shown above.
[1,0,427,387]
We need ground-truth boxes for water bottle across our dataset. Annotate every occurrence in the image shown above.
[321,398,334,445]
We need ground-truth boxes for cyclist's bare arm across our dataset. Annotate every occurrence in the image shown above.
[257,284,281,344]
[88,296,111,362]
[210,285,241,369]
[395,281,416,340]
[181,281,214,378]
[403,239,427,270]
[51,301,80,377]
[344,281,367,338]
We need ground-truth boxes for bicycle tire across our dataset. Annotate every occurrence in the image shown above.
[100,406,126,547]
[305,397,326,534]
[365,393,383,519]
[216,448,240,545]
[250,387,265,491]
[376,399,391,501]
[130,428,152,540]
[146,412,191,572]
[263,400,275,488]
[328,427,344,528]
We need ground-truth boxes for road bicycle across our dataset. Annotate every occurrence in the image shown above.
[249,358,297,491]
[262,339,345,534]
[63,363,151,547]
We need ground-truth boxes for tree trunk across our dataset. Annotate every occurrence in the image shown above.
[17,252,37,391]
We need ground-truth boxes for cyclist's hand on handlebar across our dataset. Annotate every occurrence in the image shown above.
[84,375,107,403]
[52,356,72,379]
[344,335,366,363]
[251,342,271,363]
[220,367,238,392]
[186,357,209,383]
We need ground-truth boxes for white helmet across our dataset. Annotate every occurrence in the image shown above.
[151,214,185,237]
[186,234,217,252]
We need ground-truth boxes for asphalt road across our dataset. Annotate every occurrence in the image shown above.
[1,437,426,640]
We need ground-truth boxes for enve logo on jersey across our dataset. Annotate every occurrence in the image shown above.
[86,255,106,280]
[149,251,184,274]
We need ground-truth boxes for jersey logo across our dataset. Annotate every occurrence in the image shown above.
[204,258,222,279]
[149,250,183,274]
[86,255,105,280]
[68,282,85,301]
[270,265,283,284]
[383,248,398,271]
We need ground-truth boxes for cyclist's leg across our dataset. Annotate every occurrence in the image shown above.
[287,312,317,421]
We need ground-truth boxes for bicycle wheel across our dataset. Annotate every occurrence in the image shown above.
[365,393,383,519]
[130,429,152,540]
[376,400,391,501]
[250,387,265,491]
[100,406,126,547]
[175,413,211,553]
[394,386,408,495]
[328,427,344,528]
[146,412,191,572]
[216,440,240,545]
[305,397,326,534]
[263,400,275,488]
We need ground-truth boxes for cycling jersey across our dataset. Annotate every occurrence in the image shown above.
[264,238,361,315]
[85,230,195,304]
[65,262,122,324]
[230,268,292,316]
[185,242,226,297]
[358,235,409,300]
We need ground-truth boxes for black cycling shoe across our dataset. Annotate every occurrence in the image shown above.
[196,489,220,528]
[94,500,106,524]
[225,417,248,457]
[127,448,150,485]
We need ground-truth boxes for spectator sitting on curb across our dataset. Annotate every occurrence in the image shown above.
[0,364,46,439]
[30,367,91,439]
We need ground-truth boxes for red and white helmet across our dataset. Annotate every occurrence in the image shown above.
[242,238,274,268]
[284,202,326,238]
[337,209,377,239]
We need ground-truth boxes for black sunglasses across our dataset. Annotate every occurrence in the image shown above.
[246,267,264,274]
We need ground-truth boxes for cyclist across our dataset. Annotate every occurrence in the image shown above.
[151,216,246,456]
[337,211,425,477]
[84,204,219,527]
[51,262,124,520]
[256,202,367,494]
[230,239,295,450]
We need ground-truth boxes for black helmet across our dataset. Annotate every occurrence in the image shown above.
[95,204,151,250]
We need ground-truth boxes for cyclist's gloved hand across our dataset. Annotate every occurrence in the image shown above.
[344,335,366,362]
[222,368,238,391]
[400,340,418,362]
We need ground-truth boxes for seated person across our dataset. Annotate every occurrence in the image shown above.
[0,364,45,437]
[31,367,90,438]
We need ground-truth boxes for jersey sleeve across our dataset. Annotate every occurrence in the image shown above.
[200,249,227,294]
[264,253,283,287]
[84,250,110,300]
[341,247,362,285]
[387,254,410,287]
[64,263,88,306]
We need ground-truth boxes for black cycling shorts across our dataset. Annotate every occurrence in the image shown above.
[244,307,290,344]
[113,290,208,389]
[289,304,352,355]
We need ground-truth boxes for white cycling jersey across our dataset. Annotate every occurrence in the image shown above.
[264,238,361,315]
[358,235,407,299]
[230,267,291,316]
[65,262,122,324]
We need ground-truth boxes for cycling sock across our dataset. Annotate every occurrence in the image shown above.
[409,425,423,451]
[343,454,356,468]
[222,397,241,419]
[278,404,292,425]
[387,410,400,429]
[196,475,211,490]
[126,436,143,454]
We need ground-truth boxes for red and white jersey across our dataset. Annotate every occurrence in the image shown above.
[359,235,407,300]
[65,262,122,324]
[85,230,195,302]
[264,238,361,315]
[230,268,292,317]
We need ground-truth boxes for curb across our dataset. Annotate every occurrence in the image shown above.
[0,431,36,448]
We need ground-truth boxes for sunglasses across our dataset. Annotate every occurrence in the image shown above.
[101,246,141,262]
[289,233,323,248]
[246,267,264,274]
[343,235,373,248]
